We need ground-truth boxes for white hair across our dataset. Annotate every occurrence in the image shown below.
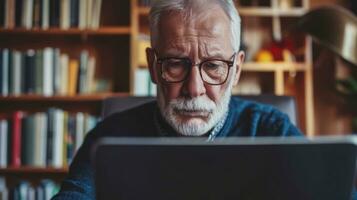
[149,0,241,52]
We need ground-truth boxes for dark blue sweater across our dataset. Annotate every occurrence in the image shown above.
[52,97,302,199]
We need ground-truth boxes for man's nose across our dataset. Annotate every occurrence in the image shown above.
[182,66,206,97]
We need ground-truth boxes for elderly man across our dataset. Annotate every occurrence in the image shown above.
[53,0,301,199]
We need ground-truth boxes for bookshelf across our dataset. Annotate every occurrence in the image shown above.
[131,0,315,136]
[0,0,132,196]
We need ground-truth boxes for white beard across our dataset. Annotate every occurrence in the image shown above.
[158,81,234,136]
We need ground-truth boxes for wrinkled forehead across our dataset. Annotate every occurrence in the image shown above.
[155,5,232,53]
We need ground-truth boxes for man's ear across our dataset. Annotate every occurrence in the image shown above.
[233,51,245,86]
[146,47,158,84]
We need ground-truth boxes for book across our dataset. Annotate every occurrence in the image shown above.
[49,0,60,27]
[22,0,34,29]
[0,177,8,200]
[59,54,69,95]
[78,0,87,29]
[74,112,84,151]
[34,50,43,95]
[52,109,64,168]
[43,48,54,96]
[53,49,61,94]
[78,50,88,94]
[10,50,22,96]
[1,49,9,96]
[21,114,35,166]
[90,0,102,29]
[41,0,50,29]
[34,113,47,167]
[68,59,79,95]
[23,50,36,94]
[5,0,15,28]
[11,111,23,167]
[70,0,79,27]
[33,0,42,28]
[86,56,96,93]
[60,0,70,29]
[0,120,8,167]
[14,0,23,27]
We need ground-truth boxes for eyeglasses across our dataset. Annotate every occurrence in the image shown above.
[155,52,237,85]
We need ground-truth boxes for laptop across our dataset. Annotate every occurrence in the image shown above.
[92,136,357,200]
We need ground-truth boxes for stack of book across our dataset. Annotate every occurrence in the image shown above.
[0,0,102,29]
[0,109,98,168]
[0,48,97,96]
[0,177,60,200]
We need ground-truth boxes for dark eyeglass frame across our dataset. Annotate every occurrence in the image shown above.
[154,51,237,85]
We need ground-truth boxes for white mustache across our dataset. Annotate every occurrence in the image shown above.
[169,96,216,113]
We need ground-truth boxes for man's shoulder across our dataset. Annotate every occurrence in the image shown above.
[227,97,301,136]
[93,101,158,137]
[230,97,285,119]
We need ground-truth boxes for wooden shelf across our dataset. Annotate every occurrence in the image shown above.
[242,62,309,72]
[238,7,306,16]
[0,93,129,103]
[136,6,306,17]
[0,167,68,174]
[0,27,131,36]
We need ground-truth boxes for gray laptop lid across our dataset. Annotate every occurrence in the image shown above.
[93,137,357,200]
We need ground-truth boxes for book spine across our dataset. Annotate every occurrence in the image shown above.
[90,0,102,29]
[14,0,23,27]
[0,120,8,167]
[78,50,88,94]
[50,0,60,27]
[11,111,23,167]
[59,54,68,95]
[33,0,41,28]
[68,59,79,95]
[53,49,61,94]
[43,48,54,96]
[78,0,86,29]
[5,0,15,28]
[60,0,70,29]
[35,50,43,95]
[12,51,22,96]
[52,109,64,168]
[41,0,49,29]
[1,49,9,96]
[70,0,79,27]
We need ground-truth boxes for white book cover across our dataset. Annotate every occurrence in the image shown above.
[86,57,96,93]
[53,49,61,95]
[134,68,150,96]
[12,51,22,96]
[59,54,69,95]
[22,0,34,29]
[1,49,9,96]
[90,0,102,29]
[78,0,87,29]
[75,112,84,151]
[34,113,47,167]
[60,0,70,29]
[41,0,50,29]
[43,48,54,96]
[0,120,8,167]
[52,110,64,168]
[86,0,93,29]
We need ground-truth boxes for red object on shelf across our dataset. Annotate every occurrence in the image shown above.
[11,111,23,167]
